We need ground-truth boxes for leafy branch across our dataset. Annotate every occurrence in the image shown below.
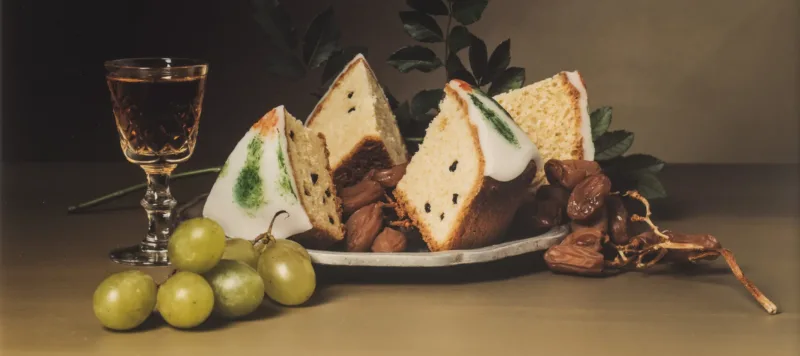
[249,0,370,102]
[387,0,524,146]
[67,0,667,213]
[590,107,667,198]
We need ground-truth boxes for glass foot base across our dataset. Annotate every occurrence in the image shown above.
[109,245,170,266]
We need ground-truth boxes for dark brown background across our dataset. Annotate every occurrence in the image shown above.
[2,0,798,165]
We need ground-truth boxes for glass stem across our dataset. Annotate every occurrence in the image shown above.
[140,165,177,252]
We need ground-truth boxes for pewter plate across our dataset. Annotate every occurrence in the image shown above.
[176,194,569,268]
[307,225,570,267]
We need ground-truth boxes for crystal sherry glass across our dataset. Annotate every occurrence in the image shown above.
[104,58,208,266]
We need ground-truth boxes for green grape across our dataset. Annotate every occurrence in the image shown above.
[274,239,311,261]
[168,217,226,274]
[92,270,157,331]
[257,244,316,306]
[222,238,259,269]
[157,271,214,328]
[203,260,265,319]
[254,239,311,261]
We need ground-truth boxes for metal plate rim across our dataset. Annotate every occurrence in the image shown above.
[307,225,569,267]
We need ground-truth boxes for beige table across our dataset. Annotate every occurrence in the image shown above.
[1,163,798,355]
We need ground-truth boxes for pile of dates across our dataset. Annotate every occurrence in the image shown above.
[517,159,778,315]
[337,163,413,253]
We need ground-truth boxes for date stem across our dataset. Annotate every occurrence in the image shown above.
[717,248,778,315]
[623,190,670,240]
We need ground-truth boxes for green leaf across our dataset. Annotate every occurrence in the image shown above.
[594,130,635,161]
[485,39,511,84]
[452,0,489,25]
[395,101,414,124]
[448,26,471,53]
[406,0,448,16]
[616,154,665,173]
[487,67,525,96]
[387,46,443,73]
[302,6,342,68]
[411,89,444,116]
[590,106,612,140]
[399,11,444,43]
[321,46,367,85]
[468,35,488,84]
[449,70,478,86]
[263,42,306,80]
[251,0,298,49]
[383,85,399,111]
[445,52,466,74]
[631,171,667,199]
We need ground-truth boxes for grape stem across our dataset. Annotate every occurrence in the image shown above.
[66,167,222,214]
[253,210,290,247]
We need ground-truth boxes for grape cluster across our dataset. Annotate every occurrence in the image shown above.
[92,214,317,331]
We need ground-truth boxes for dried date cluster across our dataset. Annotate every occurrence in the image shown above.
[530,159,778,315]
[339,164,412,253]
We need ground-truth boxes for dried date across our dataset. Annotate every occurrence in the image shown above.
[537,184,571,207]
[606,195,630,245]
[345,203,384,252]
[529,184,571,229]
[544,159,602,189]
[544,245,605,276]
[533,199,564,229]
[340,175,384,215]
[630,230,661,246]
[570,205,608,234]
[371,227,408,252]
[567,174,611,221]
[561,228,603,252]
[663,232,722,263]
[372,163,408,188]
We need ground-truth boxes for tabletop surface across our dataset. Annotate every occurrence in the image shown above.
[1,162,798,356]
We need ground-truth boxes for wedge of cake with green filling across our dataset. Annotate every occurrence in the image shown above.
[393,80,542,252]
[493,70,595,193]
[305,54,408,188]
[203,105,344,249]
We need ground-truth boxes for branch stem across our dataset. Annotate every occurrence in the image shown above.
[67,167,222,214]
[444,1,453,70]
[718,248,778,315]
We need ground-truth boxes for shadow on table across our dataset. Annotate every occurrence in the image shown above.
[106,299,287,333]
[180,300,286,332]
[316,250,551,285]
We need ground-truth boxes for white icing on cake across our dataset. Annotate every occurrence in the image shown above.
[448,80,542,182]
[203,105,313,240]
[564,71,595,161]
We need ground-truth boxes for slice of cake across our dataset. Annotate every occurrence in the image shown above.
[493,71,594,192]
[393,80,542,252]
[203,105,344,249]
[305,54,408,188]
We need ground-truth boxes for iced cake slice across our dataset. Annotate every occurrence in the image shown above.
[203,105,344,249]
[305,54,408,188]
[493,71,594,192]
[394,80,541,252]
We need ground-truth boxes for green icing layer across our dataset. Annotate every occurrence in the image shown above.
[276,141,297,200]
[468,93,520,148]
[233,136,266,212]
